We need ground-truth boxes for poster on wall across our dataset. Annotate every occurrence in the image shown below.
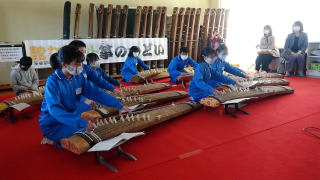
[24,38,168,68]
[0,45,23,62]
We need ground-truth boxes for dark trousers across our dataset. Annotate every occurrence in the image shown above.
[16,90,26,96]
[255,54,273,72]
[284,54,305,73]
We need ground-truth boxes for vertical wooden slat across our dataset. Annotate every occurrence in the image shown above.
[169,7,179,60]
[73,3,81,39]
[192,8,201,60]
[187,8,196,58]
[88,3,94,38]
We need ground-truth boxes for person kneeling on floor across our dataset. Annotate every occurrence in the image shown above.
[39,45,131,147]
[121,46,150,82]
[189,47,241,103]
[168,47,198,83]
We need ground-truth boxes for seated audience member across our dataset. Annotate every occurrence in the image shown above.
[255,25,279,73]
[283,21,308,77]
[10,56,39,95]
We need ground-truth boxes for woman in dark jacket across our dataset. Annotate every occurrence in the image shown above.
[283,21,308,77]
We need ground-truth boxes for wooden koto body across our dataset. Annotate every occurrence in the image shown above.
[82,91,189,121]
[248,73,284,79]
[110,83,172,97]
[176,73,194,82]
[230,78,290,87]
[200,85,294,108]
[130,68,169,83]
[0,86,45,113]
[61,101,201,155]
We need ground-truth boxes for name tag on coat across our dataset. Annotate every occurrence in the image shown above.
[76,88,82,95]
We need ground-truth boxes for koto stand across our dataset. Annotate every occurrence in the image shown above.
[223,102,249,118]
[94,145,137,172]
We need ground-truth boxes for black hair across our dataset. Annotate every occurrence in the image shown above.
[293,21,304,32]
[69,40,86,48]
[50,53,61,70]
[57,45,84,65]
[19,56,32,67]
[201,47,217,58]
[180,47,189,53]
[128,46,141,57]
[86,53,99,64]
[216,44,228,54]
[264,25,273,36]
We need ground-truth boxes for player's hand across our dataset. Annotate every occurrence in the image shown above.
[214,89,220,95]
[31,90,39,96]
[84,99,98,108]
[86,121,94,131]
[119,106,132,115]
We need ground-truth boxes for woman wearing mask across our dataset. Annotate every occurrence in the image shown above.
[121,46,150,82]
[283,21,308,77]
[168,47,198,83]
[86,53,120,86]
[255,25,277,73]
[39,45,131,147]
[188,47,237,102]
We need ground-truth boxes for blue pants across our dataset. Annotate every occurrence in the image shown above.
[40,102,91,148]
[41,124,84,148]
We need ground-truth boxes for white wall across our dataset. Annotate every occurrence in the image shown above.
[221,0,320,69]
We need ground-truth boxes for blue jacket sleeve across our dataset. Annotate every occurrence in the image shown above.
[137,58,150,70]
[45,78,88,128]
[193,65,214,95]
[168,57,182,78]
[187,58,198,69]
[85,65,115,91]
[98,68,120,86]
[211,70,237,85]
[125,58,139,74]
[223,62,246,78]
[82,79,123,110]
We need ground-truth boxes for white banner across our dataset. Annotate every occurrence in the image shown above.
[0,46,23,62]
[24,38,168,68]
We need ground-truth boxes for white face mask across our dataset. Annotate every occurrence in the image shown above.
[264,30,270,35]
[293,26,300,32]
[218,54,227,61]
[204,57,217,64]
[180,55,188,60]
[93,61,100,68]
[133,52,139,58]
[67,65,83,76]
